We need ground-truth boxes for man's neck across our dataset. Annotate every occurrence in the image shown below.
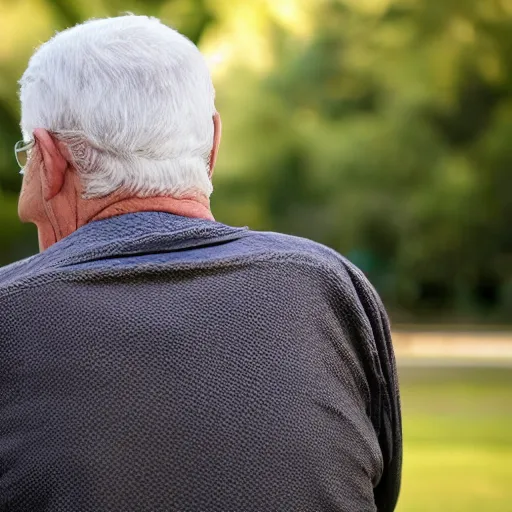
[88,196,215,223]
[38,194,214,251]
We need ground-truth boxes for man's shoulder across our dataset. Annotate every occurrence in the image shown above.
[0,235,73,292]
[0,253,45,289]
[244,230,347,268]
[243,230,381,304]
[239,230,363,286]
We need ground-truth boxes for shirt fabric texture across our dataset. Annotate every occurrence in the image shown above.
[0,212,402,512]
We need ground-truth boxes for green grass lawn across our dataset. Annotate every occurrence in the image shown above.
[396,365,512,511]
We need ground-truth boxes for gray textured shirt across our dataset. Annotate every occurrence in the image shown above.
[0,212,401,511]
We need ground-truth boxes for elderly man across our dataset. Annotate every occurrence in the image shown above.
[0,15,401,512]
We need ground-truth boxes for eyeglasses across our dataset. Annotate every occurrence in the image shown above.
[14,139,35,173]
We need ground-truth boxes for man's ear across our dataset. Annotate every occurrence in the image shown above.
[33,128,69,201]
[208,112,222,179]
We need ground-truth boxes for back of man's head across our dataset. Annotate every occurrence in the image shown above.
[19,15,215,200]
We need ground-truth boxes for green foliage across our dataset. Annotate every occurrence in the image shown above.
[213,0,512,323]
[0,0,510,322]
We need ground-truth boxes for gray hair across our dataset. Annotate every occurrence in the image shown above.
[19,15,216,199]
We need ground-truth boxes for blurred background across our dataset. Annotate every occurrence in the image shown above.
[0,0,510,510]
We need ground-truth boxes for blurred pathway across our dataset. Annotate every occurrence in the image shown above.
[392,329,512,367]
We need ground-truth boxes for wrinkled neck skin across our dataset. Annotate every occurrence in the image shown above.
[38,186,214,251]
[90,195,214,223]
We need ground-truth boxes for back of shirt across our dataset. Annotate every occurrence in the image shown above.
[0,216,401,512]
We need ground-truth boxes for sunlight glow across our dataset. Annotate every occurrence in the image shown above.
[343,0,392,15]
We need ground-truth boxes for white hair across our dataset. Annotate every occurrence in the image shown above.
[19,15,216,199]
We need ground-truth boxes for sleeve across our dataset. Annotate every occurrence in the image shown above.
[342,260,403,512]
